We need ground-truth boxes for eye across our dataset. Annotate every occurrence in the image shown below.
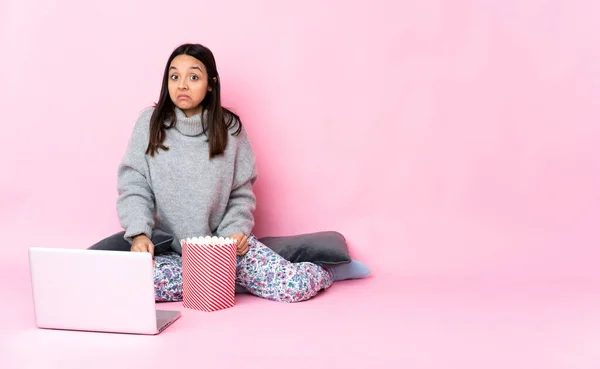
[190,75,199,81]
[170,74,178,80]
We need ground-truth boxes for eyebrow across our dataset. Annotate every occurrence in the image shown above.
[169,66,203,72]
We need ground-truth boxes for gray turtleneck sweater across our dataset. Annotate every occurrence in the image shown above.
[116,107,258,254]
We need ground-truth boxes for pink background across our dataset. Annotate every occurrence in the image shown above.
[3,2,600,368]
[1,0,600,281]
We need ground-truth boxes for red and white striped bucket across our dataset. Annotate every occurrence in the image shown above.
[180,237,237,312]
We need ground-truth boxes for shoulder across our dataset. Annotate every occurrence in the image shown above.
[221,111,248,144]
[228,124,252,149]
[222,109,245,133]
[123,107,155,150]
[131,107,155,136]
[222,110,242,134]
[136,107,155,127]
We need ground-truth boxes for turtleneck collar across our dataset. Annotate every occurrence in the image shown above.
[172,107,208,137]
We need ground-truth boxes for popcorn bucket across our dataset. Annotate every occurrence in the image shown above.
[180,236,237,312]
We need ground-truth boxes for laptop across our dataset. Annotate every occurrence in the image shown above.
[28,247,181,335]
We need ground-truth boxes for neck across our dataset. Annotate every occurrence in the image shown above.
[182,106,202,117]
[173,107,207,137]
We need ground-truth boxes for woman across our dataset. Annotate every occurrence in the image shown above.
[90,43,370,303]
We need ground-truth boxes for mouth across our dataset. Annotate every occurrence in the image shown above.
[177,94,191,100]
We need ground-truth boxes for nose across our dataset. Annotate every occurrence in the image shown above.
[178,78,188,90]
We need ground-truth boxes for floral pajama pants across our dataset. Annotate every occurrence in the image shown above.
[153,235,334,303]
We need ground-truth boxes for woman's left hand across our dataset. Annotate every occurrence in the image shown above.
[228,232,249,256]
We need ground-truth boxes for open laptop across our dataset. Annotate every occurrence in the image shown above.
[28,247,181,335]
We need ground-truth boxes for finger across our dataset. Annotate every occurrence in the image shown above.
[239,240,248,255]
[148,242,155,258]
[239,240,247,253]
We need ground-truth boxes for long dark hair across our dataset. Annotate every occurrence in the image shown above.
[146,43,242,158]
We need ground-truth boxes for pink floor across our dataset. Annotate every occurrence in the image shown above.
[3,262,600,369]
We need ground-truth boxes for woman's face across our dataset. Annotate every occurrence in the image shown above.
[168,54,211,117]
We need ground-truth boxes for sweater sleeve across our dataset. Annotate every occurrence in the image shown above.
[116,109,156,243]
[217,128,258,237]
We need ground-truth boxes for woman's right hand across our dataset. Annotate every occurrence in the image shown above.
[131,234,155,258]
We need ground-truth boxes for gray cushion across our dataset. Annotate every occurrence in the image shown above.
[258,231,351,267]
[89,230,352,268]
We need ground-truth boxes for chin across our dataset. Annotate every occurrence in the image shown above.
[176,102,199,110]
